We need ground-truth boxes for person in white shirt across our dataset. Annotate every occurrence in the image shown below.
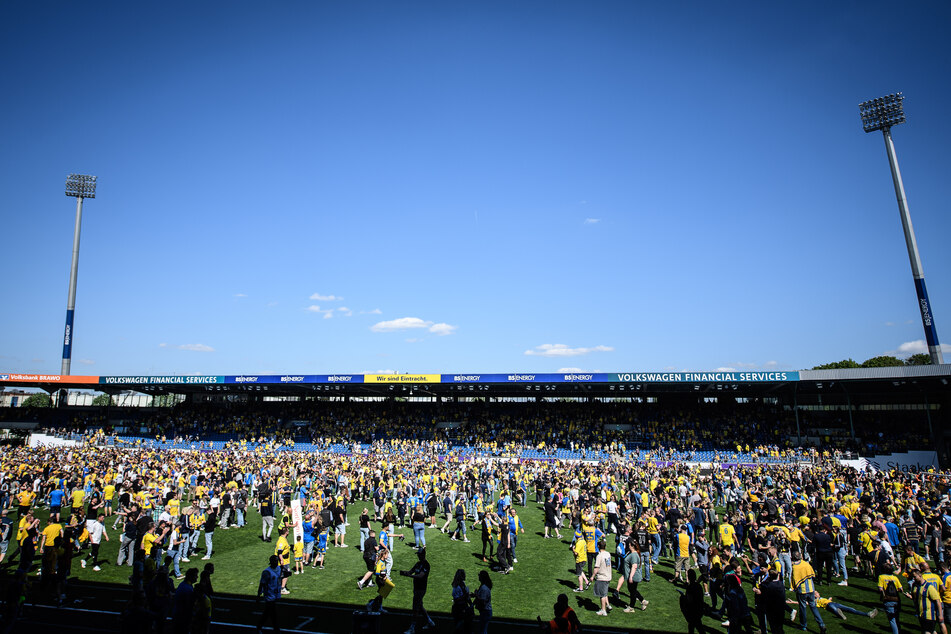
[591,539,614,616]
[82,511,109,571]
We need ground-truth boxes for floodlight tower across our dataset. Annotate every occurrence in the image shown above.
[61,174,97,375]
[859,93,943,364]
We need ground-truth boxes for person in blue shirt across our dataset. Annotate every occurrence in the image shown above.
[496,493,510,515]
[301,514,316,567]
[884,518,901,553]
[507,508,525,563]
[257,555,282,632]
[315,528,329,569]
[49,487,66,523]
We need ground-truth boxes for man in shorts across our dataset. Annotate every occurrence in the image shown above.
[675,523,692,583]
[333,501,348,548]
[591,539,613,616]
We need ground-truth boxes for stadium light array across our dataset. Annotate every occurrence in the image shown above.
[60,173,98,376]
[859,93,905,133]
[859,93,943,364]
[65,173,97,199]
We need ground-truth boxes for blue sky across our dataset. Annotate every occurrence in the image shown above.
[1,1,949,376]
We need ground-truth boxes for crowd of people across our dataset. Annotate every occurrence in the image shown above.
[0,401,947,634]
[4,399,934,456]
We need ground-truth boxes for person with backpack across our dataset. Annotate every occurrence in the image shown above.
[878,563,904,634]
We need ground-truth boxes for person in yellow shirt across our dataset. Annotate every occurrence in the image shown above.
[582,519,599,576]
[70,488,85,517]
[938,561,951,619]
[17,488,36,516]
[904,544,927,578]
[675,524,692,582]
[572,535,589,593]
[188,509,206,558]
[40,520,63,554]
[103,483,116,517]
[813,592,879,620]
[168,495,181,519]
[791,553,825,630]
[719,519,736,556]
[293,535,305,575]
[274,527,291,593]
[646,512,661,565]
[142,523,162,558]
[912,568,944,633]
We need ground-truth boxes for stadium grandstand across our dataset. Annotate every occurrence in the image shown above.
[2,364,948,465]
[1,364,950,634]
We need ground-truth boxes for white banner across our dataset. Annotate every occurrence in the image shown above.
[29,433,82,448]
[291,498,303,543]
[860,451,938,472]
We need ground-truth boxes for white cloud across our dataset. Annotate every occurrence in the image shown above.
[584,218,600,224]
[557,367,584,373]
[885,321,896,327]
[428,323,457,336]
[715,366,738,372]
[178,343,214,352]
[371,317,458,335]
[310,293,342,301]
[406,338,422,343]
[234,293,247,298]
[337,307,353,317]
[307,305,339,318]
[158,343,168,348]
[524,344,613,357]
[894,340,951,356]
[361,308,383,315]
[764,360,778,367]
[372,317,431,332]
[78,359,95,365]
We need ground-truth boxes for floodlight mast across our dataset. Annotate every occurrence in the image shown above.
[859,93,943,364]
[61,174,97,376]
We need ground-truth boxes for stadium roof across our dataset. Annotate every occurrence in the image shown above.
[2,366,949,403]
